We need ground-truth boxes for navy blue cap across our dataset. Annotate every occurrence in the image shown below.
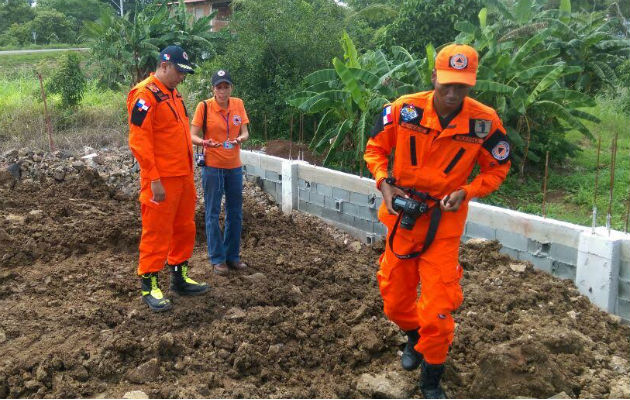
[212,69,233,86]
[158,45,195,74]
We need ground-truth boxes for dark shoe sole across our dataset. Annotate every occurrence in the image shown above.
[170,285,209,296]
[142,296,173,312]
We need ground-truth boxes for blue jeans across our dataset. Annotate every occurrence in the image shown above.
[201,166,243,265]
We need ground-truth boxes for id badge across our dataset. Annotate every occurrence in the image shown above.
[223,140,234,149]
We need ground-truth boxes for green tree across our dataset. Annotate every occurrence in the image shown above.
[190,0,347,141]
[46,52,87,108]
[381,0,482,56]
[38,0,108,37]
[455,0,606,174]
[30,9,76,43]
[0,0,34,32]
[84,0,216,86]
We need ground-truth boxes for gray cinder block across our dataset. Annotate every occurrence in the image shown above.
[551,260,577,281]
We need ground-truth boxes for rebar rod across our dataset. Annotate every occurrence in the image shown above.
[592,136,601,233]
[625,142,630,233]
[542,151,550,218]
[289,114,294,160]
[606,131,619,235]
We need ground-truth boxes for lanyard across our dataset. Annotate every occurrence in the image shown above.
[219,111,230,141]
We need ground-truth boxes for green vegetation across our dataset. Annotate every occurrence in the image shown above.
[483,94,630,231]
[0,0,628,230]
[45,53,87,108]
[84,0,217,86]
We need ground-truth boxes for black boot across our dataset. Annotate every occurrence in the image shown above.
[140,272,172,312]
[401,329,423,371]
[420,360,447,399]
[169,261,209,296]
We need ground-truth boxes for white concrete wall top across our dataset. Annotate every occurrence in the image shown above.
[297,163,383,197]
[467,202,587,248]
[241,151,283,173]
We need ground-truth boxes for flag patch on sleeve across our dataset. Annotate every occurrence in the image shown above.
[382,105,393,126]
[131,98,151,127]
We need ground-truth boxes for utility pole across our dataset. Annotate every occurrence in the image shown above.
[109,0,123,16]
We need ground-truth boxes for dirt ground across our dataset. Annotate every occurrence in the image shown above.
[1,170,629,399]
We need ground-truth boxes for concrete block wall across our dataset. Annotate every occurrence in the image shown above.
[240,150,630,322]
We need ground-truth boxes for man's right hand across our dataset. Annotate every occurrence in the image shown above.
[380,180,409,215]
[151,179,166,203]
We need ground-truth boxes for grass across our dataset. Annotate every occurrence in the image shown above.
[0,63,127,152]
[481,93,630,232]
[0,43,89,51]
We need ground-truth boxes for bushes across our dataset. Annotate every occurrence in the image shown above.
[46,53,87,109]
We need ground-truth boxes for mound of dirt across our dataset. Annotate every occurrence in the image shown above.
[257,139,322,165]
[0,156,628,399]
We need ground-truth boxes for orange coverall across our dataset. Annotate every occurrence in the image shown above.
[127,74,196,276]
[364,91,510,364]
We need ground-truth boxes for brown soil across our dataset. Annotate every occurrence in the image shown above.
[0,174,629,398]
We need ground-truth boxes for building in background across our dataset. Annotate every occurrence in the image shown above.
[181,0,231,31]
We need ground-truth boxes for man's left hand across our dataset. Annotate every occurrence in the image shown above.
[440,189,467,211]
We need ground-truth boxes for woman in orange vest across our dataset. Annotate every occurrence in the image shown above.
[190,70,249,274]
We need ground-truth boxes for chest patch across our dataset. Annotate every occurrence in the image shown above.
[398,103,427,133]
[233,115,242,126]
[400,104,419,122]
[146,83,169,102]
[470,119,492,138]
[453,134,483,144]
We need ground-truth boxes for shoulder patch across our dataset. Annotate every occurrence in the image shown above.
[131,98,151,127]
[382,105,393,126]
[146,83,169,102]
[469,119,492,138]
[370,105,391,138]
[482,130,510,164]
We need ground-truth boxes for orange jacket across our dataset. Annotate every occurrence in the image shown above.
[364,91,510,241]
[127,74,194,182]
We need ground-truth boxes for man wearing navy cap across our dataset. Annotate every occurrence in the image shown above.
[127,45,209,312]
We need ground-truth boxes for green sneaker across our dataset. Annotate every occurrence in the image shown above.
[140,272,172,312]
[169,261,209,296]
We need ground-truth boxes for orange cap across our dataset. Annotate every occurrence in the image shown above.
[435,44,478,86]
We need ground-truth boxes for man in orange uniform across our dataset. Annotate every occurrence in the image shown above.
[128,45,208,312]
[364,44,510,398]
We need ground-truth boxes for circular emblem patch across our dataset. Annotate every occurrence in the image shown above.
[492,140,510,161]
[449,54,468,70]
[182,51,189,60]
[217,70,226,76]
[233,115,242,126]
[400,105,418,122]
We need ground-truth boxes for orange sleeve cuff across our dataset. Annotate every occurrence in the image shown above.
[375,172,388,190]
[146,167,160,181]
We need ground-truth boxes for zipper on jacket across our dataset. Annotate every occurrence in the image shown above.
[443,147,466,174]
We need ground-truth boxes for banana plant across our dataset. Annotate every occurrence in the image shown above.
[287,31,431,173]
[456,1,603,175]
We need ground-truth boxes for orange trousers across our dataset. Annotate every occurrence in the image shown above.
[377,235,463,365]
[137,175,196,275]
